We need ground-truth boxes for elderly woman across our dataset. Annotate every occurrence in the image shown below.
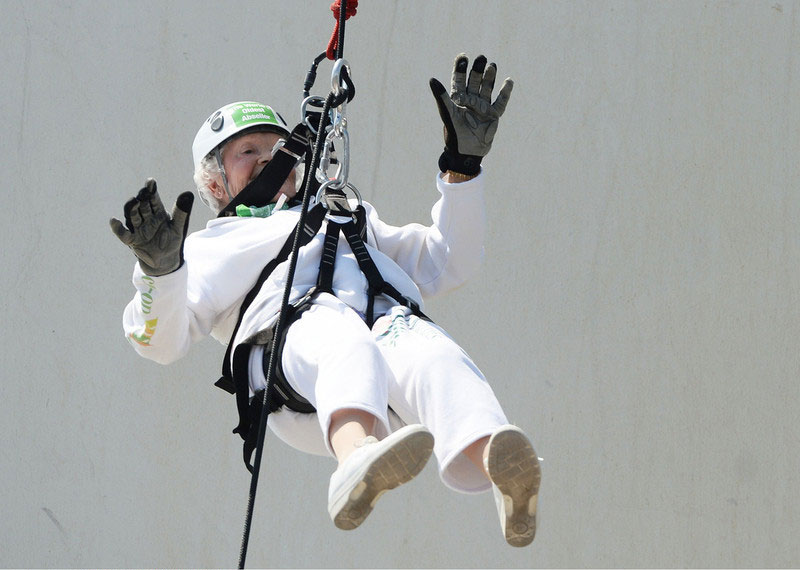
[111,54,541,547]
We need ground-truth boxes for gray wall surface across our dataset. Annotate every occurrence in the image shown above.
[2,0,798,567]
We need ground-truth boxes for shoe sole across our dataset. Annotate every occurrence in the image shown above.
[331,429,434,530]
[487,428,541,547]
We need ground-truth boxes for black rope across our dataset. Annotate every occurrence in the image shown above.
[237,94,334,569]
[238,3,349,566]
[336,0,347,60]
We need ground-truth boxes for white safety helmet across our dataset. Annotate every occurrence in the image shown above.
[192,101,291,172]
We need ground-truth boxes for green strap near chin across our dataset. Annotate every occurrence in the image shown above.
[235,202,289,218]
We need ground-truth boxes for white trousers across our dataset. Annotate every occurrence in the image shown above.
[256,293,508,493]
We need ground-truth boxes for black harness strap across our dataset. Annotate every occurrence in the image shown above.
[317,213,429,327]
[236,300,316,472]
[316,216,342,293]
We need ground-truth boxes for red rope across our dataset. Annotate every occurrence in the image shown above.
[326,0,357,60]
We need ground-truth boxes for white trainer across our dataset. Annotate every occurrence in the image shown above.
[485,425,541,547]
[328,424,434,530]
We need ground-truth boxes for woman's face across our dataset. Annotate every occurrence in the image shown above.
[211,131,297,205]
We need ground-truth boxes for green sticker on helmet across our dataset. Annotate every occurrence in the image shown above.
[230,102,279,128]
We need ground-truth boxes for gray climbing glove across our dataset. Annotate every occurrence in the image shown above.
[110,178,194,276]
[429,53,514,175]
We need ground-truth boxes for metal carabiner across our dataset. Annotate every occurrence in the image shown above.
[329,127,350,189]
[315,179,346,212]
[300,95,327,136]
[331,59,352,99]
[315,114,350,189]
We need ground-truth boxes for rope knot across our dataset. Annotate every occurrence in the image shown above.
[327,0,358,60]
[330,0,357,19]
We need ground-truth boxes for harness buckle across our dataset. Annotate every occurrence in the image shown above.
[315,180,362,214]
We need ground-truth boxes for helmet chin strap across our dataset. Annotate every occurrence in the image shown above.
[214,147,235,202]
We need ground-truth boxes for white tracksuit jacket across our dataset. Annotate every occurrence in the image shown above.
[123,172,485,364]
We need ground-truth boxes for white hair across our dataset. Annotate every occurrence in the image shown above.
[193,153,225,214]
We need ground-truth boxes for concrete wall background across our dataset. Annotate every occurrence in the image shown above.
[2,0,798,567]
